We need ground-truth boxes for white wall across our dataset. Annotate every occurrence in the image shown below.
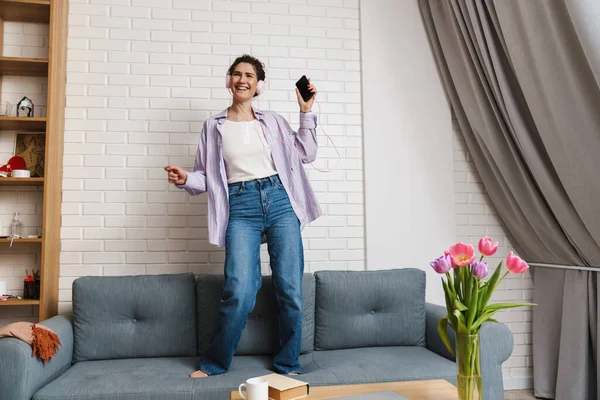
[360,0,533,389]
[360,0,454,306]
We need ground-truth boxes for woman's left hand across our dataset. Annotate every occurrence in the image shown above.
[296,78,317,113]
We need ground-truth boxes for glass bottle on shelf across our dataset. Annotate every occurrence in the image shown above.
[11,212,22,238]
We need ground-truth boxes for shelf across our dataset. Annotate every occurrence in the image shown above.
[0,177,43,185]
[0,56,48,77]
[0,0,50,24]
[0,298,39,306]
[0,237,42,243]
[0,116,46,130]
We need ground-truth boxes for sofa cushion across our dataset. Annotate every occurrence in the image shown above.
[196,273,315,356]
[311,346,456,384]
[33,358,198,400]
[33,356,314,400]
[314,269,426,350]
[72,273,197,363]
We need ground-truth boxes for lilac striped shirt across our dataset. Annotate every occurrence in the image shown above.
[179,107,322,247]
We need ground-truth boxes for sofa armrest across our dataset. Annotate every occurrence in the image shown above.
[0,315,73,400]
[480,321,514,400]
[425,303,456,361]
[426,303,514,400]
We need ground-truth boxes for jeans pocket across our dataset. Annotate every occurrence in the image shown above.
[272,178,285,190]
[228,184,245,197]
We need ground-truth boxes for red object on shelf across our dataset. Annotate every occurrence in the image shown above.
[0,156,27,176]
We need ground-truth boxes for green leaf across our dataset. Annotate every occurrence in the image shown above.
[485,302,536,311]
[477,284,488,311]
[453,309,468,334]
[445,272,456,297]
[454,267,461,299]
[479,262,503,308]
[441,280,454,327]
[465,267,472,304]
[467,282,479,329]
[454,299,468,311]
[471,310,498,331]
[437,317,455,357]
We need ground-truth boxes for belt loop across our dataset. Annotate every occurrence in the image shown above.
[241,181,246,191]
[268,176,274,186]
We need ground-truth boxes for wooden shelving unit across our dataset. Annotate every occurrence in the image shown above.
[0,237,42,243]
[0,56,48,76]
[0,177,44,185]
[0,116,46,130]
[0,0,50,24]
[0,298,40,306]
[0,0,67,320]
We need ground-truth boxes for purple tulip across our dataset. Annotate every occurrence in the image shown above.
[472,261,489,279]
[430,255,452,274]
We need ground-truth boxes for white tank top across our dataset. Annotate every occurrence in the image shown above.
[221,119,278,184]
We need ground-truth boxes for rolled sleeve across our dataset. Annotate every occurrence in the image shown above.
[177,171,206,195]
[299,112,317,130]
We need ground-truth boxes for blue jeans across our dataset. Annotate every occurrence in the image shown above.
[198,175,304,376]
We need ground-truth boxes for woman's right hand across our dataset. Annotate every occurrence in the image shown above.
[165,166,187,185]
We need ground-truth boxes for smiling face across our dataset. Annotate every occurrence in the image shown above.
[230,62,258,102]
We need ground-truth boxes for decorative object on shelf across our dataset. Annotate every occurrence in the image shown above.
[23,268,40,300]
[0,155,26,177]
[11,212,22,238]
[0,322,62,363]
[0,221,9,237]
[16,96,34,117]
[14,132,45,177]
[0,101,14,117]
[11,169,30,178]
[430,237,535,400]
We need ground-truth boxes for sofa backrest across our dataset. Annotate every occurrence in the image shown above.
[314,268,426,350]
[72,273,197,363]
[196,273,315,356]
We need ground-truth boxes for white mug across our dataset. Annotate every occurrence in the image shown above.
[238,377,268,400]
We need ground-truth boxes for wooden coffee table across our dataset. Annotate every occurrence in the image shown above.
[230,379,457,399]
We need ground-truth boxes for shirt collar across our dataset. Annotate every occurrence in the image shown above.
[215,107,264,123]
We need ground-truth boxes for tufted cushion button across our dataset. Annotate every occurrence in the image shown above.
[132,318,137,323]
[370,310,375,315]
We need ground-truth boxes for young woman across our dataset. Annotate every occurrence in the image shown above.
[165,55,321,377]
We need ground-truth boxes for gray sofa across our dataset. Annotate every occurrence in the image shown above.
[0,269,514,400]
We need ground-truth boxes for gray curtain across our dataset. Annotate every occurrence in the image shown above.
[418,0,600,398]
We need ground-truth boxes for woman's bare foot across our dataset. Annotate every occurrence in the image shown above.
[190,370,208,378]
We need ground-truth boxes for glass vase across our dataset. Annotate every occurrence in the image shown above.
[456,333,482,400]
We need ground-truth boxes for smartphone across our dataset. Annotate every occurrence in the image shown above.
[295,75,313,102]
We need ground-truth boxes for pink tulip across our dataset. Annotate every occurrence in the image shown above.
[478,236,499,257]
[506,251,529,274]
[448,242,475,267]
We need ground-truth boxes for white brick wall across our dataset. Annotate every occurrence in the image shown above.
[58,0,364,314]
[453,118,533,387]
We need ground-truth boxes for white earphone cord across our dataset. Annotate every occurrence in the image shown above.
[231,90,341,173]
